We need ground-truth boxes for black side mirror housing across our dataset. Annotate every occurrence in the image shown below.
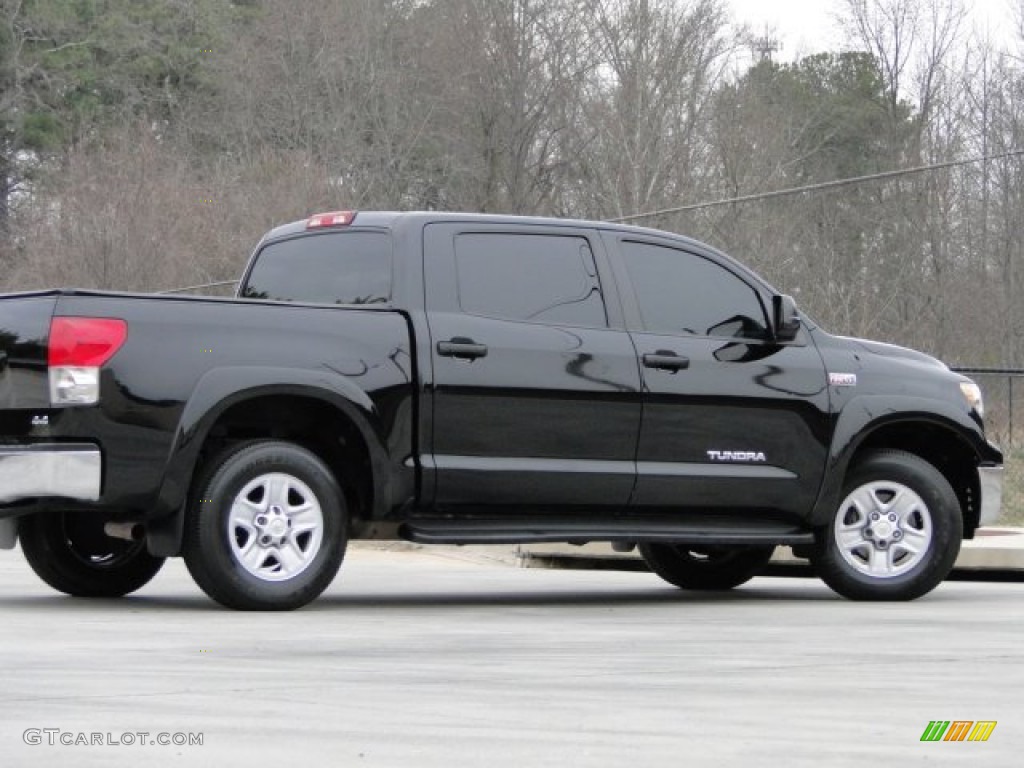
[772,294,801,342]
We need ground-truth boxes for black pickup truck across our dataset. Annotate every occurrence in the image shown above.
[0,211,1004,609]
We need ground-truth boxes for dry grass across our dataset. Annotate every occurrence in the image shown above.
[2,127,341,295]
[1003,445,1024,527]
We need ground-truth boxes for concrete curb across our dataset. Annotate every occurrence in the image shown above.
[513,527,1024,578]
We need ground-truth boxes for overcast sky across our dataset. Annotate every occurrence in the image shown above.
[726,0,1020,60]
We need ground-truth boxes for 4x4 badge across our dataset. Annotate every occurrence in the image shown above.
[829,372,857,387]
[31,415,49,427]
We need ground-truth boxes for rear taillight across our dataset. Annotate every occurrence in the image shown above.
[48,317,127,405]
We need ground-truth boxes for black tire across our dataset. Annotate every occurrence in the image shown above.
[19,512,165,597]
[183,440,347,611]
[812,450,962,601]
[638,542,775,590]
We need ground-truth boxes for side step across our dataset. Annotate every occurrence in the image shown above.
[400,516,815,547]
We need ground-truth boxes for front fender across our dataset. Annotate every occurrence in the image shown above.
[809,394,1001,526]
[147,366,385,556]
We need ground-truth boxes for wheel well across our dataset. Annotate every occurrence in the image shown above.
[852,423,981,537]
[194,396,373,525]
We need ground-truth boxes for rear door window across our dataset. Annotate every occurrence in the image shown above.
[453,233,607,327]
[242,231,392,305]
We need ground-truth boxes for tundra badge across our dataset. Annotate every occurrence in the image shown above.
[707,450,767,462]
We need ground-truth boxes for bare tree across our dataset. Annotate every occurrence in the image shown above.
[1,0,1023,372]
[411,0,597,213]
[570,0,733,219]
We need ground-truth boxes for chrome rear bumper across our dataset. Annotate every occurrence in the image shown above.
[0,444,101,505]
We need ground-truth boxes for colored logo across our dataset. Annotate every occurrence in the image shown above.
[920,721,997,742]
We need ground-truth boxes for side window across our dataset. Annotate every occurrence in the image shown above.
[620,241,768,339]
[242,231,391,305]
[453,233,607,327]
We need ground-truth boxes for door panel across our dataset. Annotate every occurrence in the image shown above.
[424,224,642,508]
[631,333,830,515]
[610,236,831,518]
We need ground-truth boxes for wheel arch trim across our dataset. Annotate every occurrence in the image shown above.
[147,366,386,557]
[810,394,1001,527]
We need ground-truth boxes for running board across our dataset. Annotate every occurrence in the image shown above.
[400,517,815,547]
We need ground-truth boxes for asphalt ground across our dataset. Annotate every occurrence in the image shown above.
[0,545,1021,767]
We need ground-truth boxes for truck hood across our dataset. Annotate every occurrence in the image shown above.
[838,336,947,370]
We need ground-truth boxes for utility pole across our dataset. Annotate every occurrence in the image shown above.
[749,30,780,63]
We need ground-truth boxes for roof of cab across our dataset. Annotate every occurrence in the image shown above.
[252,210,778,294]
[259,210,708,250]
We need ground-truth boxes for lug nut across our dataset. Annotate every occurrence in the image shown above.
[256,516,267,526]
[893,530,902,540]
[888,514,897,522]
[865,528,873,537]
[260,535,271,545]
[871,512,880,521]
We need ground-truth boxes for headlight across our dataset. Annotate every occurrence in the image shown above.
[960,381,984,418]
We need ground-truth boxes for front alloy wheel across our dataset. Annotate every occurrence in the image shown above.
[833,480,933,579]
[813,450,961,601]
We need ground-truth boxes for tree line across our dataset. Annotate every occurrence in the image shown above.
[2,0,1023,371]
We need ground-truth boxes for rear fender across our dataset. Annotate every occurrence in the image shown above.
[147,366,385,556]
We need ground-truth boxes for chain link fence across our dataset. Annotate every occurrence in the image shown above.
[954,368,1023,447]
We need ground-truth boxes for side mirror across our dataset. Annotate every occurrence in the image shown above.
[772,294,801,342]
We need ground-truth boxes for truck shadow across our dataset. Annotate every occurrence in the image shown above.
[313,584,840,609]
[0,581,853,613]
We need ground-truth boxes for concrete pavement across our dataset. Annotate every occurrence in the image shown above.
[1,546,1023,767]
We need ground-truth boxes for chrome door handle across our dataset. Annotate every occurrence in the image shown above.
[437,338,488,360]
[642,352,690,372]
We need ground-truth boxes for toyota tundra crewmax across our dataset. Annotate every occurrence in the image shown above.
[0,212,1004,609]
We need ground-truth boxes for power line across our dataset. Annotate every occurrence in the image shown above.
[158,150,1024,293]
[606,148,1024,224]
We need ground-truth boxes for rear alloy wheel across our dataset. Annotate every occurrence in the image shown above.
[638,543,775,590]
[19,512,165,597]
[813,450,961,601]
[184,441,347,610]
